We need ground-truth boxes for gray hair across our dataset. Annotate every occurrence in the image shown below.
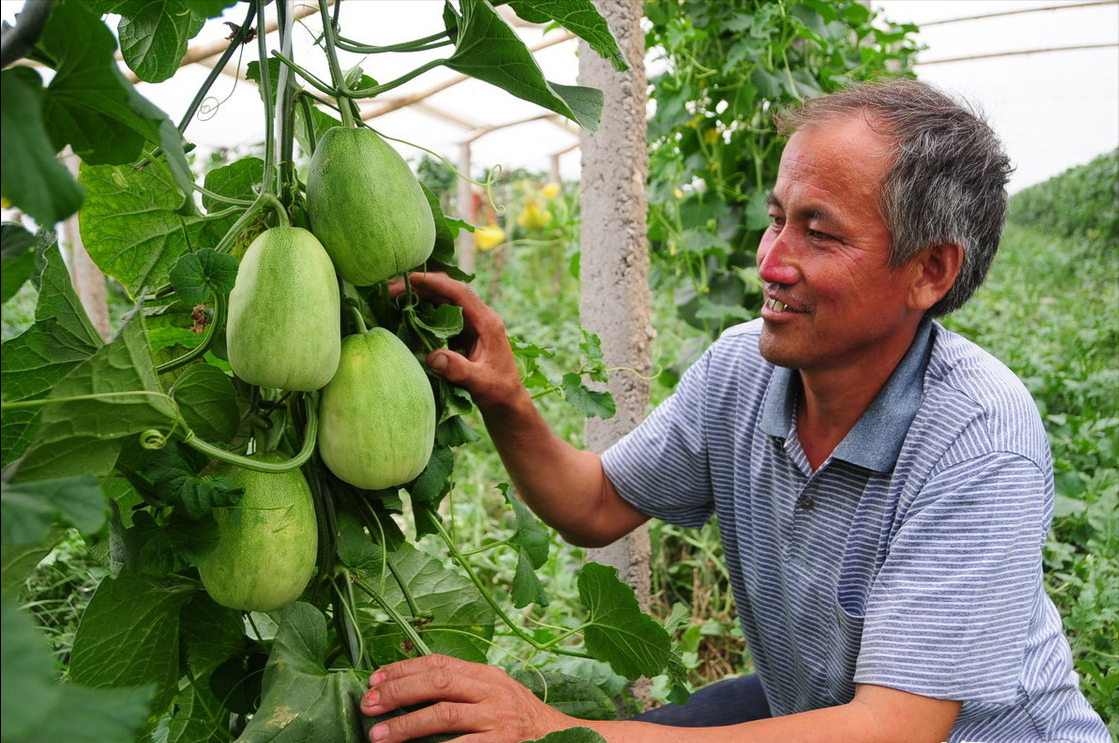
[774,78,1013,316]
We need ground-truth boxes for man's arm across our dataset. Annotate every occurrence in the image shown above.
[393,272,648,547]
[360,654,961,743]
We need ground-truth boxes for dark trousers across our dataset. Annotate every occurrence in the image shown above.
[630,674,772,727]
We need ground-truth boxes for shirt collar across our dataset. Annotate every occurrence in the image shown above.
[760,318,935,472]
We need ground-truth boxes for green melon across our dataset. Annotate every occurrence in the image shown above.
[226,226,340,391]
[306,127,436,286]
[199,455,318,613]
[318,328,436,490]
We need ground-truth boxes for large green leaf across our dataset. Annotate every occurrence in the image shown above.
[108,0,238,84]
[36,0,187,186]
[201,157,264,214]
[360,542,495,665]
[561,372,615,419]
[0,68,85,226]
[69,573,195,718]
[78,161,199,298]
[178,592,246,678]
[162,674,229,743]
[238,603,366,743]
[134,441,244,519]
[0,241,103,397]
[0,474,105,546]
[0,243,104,467]
[577,562,677,681]
[503,484,551,608]
[0,527,63,599]
[169,363,240,444]
[167,248,239,305]
[0,223,40,303]
[510,669,616,721]
[119,2,205,83]
[445,0,603,132]
[12,317,179,483]
[1,598,154,743]
[505,0,628,72]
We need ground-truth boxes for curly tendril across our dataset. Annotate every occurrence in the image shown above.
[141,429,171,449]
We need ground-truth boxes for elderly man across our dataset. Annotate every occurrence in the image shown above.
[360,79,1109,742]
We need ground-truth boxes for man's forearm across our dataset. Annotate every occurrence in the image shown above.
[582,687,958,743]
[477,390,646,548]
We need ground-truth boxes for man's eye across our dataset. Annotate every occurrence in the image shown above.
[807,229,833,241]
[769,215,785,229]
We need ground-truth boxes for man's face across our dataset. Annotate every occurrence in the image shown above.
[757,115,924,376]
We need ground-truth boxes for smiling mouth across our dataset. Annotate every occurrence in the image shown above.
[766,298,794,312]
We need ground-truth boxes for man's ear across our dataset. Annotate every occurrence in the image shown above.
[908,242,963,311]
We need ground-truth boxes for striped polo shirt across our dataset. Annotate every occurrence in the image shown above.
[602,318,1108,741]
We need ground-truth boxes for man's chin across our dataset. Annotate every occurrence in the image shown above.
[757,332,802,370]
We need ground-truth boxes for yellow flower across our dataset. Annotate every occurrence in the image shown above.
[516,201,552,231]
[541,182,561,200]
[474,223,505,251]
[0,195,10,209]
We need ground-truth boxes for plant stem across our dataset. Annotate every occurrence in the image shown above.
[432,519,588,656]
[333,577,368,669]
[183,394,319,473]
[385,557,423,621]
[347,302,368,334]
[262,193,290,227]
[178,2,258,137]
[351,575,433,656]
[334,30,451,55]
[193,184,255,207]
[296,93,321,158]
[0,384,315,472]
[271,50,337,97]
[254,0,277,195]
[275,0,299,204]
[154,293,226,375]
[348,58,447,98]
[0,390,177,410]
[212,195,269,255]
[317,0,355,128]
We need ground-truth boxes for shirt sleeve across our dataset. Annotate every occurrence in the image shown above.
[852,451,1051,704]
[601,349,717,529]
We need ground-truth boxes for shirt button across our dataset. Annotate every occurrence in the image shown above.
[797,496,815,510]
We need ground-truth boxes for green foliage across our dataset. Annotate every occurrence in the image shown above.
[1008,148,1119,251]
[1,2,662,742]
[236,603,366,743]
[644,0,921,341]
[1,596,153,743]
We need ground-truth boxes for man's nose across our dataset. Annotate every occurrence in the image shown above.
[757,233,799,285]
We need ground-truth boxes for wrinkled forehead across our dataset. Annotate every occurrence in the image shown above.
[776,116,895,197]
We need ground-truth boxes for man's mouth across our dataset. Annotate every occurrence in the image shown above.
[766,298,793,313]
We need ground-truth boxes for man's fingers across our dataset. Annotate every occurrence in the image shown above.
[394,272,502,330]
[392,271,472,306]
[367,702,478,743]
[425,348,471,383]
[363,655,489,714]
[361,655,572,743]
